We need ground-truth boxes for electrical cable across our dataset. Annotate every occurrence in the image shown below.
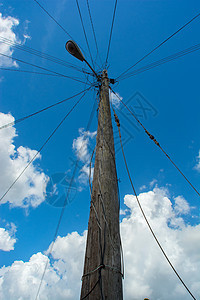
[35,85,96,300]
[75,0,96,70]
[88,145,104,233]
[33,88,90,300]
[99,231,105,300]
[116,12,200,80]
[35,154,84,300]
[80,279,100,300]
[86,0,103,66]
[0,67,64,77]
[0,91,88,204]
[105,0,118,67]
[35,148,85,300]
[32,0,74,40]
[82,264,104,279]
[0,88,91,130]
[95,83,120,298]
[112,107,197,300]
[82,67,94,86]
[119,43,200,81]
[81,89,105,300]
[62,87,97,212]
[0,36,89,74]
[81,83,123,299]
[95,95,120,252]
[32,0,95,74]
[110,88,200,198]
[0,52,90,84]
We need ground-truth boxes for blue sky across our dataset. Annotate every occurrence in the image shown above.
[0,1,200,299]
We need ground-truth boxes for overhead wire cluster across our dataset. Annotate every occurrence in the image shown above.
[0,52,89,84]
[0,88,91,205]
[117,42,200,81]
[105,0,118,67]
[1,0,200,299]
[76,0,95,70]
[86,0,102,67]
[0,36,88,74]
[111,104,197,300]
[110,88,200,199]
[115,11,200,80]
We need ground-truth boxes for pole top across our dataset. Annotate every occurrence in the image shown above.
[102,69,108,78]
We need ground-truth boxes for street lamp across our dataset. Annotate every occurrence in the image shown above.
[65,40,98,78]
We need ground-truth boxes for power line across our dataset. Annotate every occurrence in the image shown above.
[0,36,88,74]
[0,88,91,130]
[0,91,88,204]
[0,52,90,84]
[35,88,95,300]
[75,0,95,70]
[31,0,96,75]
[105,0,118,67]
[32,0,74,40]
[110,88,200,198]
[112,108,197,300]
[35,159,79,300]
[86,0,102,66]
[118,43,200,80]
[0,67,64,77]
[116,12,200,80]
[81,279,100,300]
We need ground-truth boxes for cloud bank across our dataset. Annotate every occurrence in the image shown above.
[0,232,87,300]
[0,223,16,251]
[0,12,20,67]
[0,187,199,299]
[0,112,48,208]
[121,187,200,299]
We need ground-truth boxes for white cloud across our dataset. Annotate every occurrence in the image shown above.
[0,13,21,67]
[121,187,200,299]
[22,20,31,44]
[120,208,129,215]
[0,12,31,70]
[194,150,200,172]
[0,187,200,299]
[72,128,96,163]
[149,178,157,188]
[0,112,48,208]
[174,196,190,215]
[78,164,94,187]
[73,128,96,187]
[0,232,87,300]
[109,91,122,108]
[0,223,16,251]
[139,184,147,191]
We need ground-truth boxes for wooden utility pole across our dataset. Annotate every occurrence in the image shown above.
[80,70,123,299]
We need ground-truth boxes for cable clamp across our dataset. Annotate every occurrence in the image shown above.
[110,78,117,84]
[104,265,124,278]
[145,130,160,146]
[114,112,120,127]
[81,264,123,280]
[82,264,105,280]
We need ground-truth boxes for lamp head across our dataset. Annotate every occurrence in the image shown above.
[65,40,85,62]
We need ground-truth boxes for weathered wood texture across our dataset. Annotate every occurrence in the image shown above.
[80,70,123,299]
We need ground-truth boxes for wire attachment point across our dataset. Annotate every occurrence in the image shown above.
[110,78,116,84]
[145,130,160,146]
